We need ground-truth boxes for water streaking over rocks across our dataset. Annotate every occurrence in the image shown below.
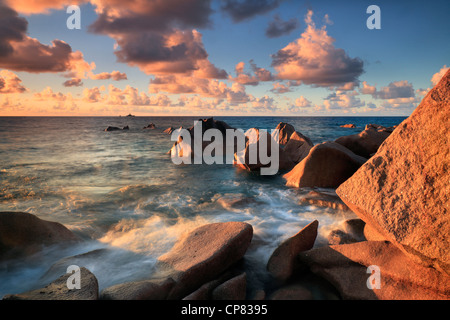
[0,114,423,299]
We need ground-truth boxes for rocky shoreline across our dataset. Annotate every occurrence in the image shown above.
[1,70,449,300]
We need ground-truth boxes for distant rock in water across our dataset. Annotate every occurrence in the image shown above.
[143,123,156,129]
[336,69,450,275]
[340,124,355,128]
[335,123,393,158]
[105,126,129,131]
[283,142,367,188]
[0,212,79,262]
[163,127,174,134]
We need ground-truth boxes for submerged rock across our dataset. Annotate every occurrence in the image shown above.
[340,124,355,128]
[336,69,450,275]
[143,123,156,129]
[0,212,79,261]
[156,221,253,300]
[283,142,367,188]
[299,190,350,211]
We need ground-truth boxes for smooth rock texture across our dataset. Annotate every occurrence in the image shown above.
[267,220,318,282]
[283,142,367,188]
[298,241,450,300]
[336,69,450,274]
[273,122,295,146]
[156,222,253,299]
[283,131,314,164]
[3,267,98,300]
[100,278,175,300]
[211,272,247,300]
[0,212,79,261]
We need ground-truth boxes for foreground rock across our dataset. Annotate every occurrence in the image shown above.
[0,212,79,261]
[298,241,450,300]
[336,69,450,275]
[335,124,393,158]
[267,220,318,282]
[100,278,175,300]
[3,267,98,300]
[283,142,367,188]
[156,221,253,299]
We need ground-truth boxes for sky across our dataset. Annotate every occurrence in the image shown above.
[0,0,449,116]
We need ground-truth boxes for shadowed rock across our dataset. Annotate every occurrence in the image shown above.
[283,131,314,164]
[0,212,79,261]
[100,278,175,300]
[3,267,98,300]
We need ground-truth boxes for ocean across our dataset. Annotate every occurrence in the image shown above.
[0,116,405,298]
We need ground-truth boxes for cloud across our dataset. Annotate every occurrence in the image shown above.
[63,78,83,87]
[323,90,365,110]
[4,0,86,15]
[220,0,282,22]
[251,95,277,111]
[271,10,364,88]
[0,69,27,93]
[87,0,226,79]
[360,81,376,95]
[91,71,128,81]
[431,65,449,86]
[149,74,251,105]
[0,4,95,77]
[230,60,274,85]
[265,14,299,38]
[372,80,415,99]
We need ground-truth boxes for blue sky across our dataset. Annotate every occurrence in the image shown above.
[0,0,449,116]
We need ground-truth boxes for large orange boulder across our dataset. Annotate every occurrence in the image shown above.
[336,69,450,275]
[283,142,366,188]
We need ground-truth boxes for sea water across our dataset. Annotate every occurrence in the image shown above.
[0,116,405,297]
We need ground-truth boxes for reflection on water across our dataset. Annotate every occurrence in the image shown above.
[0,116,404,297]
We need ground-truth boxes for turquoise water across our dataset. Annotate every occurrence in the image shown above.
[0,116,405,297]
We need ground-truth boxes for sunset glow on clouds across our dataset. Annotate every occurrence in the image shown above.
[0,0,449,116]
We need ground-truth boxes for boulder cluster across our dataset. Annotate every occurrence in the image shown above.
[1,70,449,300]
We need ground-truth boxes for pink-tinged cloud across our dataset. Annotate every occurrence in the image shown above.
[271,10,364,87]
[91,71,128,81]
[63,78,83,87]
[360,81,376,95]
[0,4,95,77]
[149,74,250,105]
[431,65,449,86]
[4,0,86,15]
[372,80,415,99]
[0,69,27,93]
[230,60,274,85]
[87,1,225,79]
[323,90,365,110]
